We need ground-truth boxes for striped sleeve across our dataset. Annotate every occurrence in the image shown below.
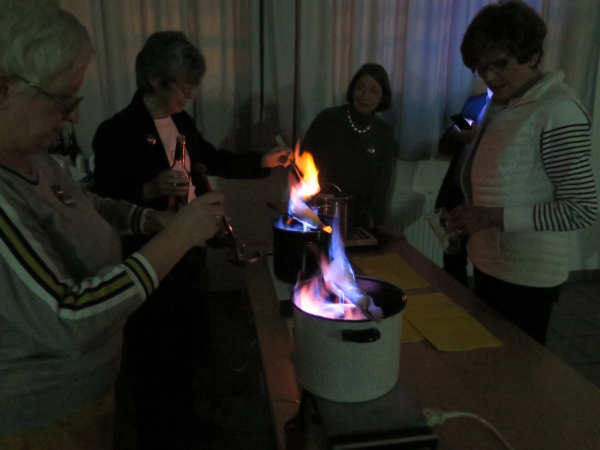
[84,190,148,236]
[129,205,146,235]
[0,202,157,321]
[535,100,597,231]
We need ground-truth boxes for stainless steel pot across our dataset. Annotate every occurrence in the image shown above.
[311,184,354,239]
[292,276,406,402]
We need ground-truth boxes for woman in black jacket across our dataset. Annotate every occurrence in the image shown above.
[301,63,399,238]
[92,31,290,450]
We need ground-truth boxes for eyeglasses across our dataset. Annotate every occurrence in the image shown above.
[13,74,83,119]
[471,56,512,77]
[179,84,197,98]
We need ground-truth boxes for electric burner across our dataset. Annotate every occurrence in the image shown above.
[305,380,438,449]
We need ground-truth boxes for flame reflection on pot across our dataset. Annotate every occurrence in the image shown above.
[293,216,382,321]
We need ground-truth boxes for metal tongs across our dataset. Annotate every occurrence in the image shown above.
[193,163,247,267]
[276,135,304,181]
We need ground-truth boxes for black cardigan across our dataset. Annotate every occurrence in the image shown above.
[301,105,398,228]
[91,91,270,255]
[91,91,270,211]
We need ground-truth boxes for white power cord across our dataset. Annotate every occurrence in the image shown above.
[423,407,515,450]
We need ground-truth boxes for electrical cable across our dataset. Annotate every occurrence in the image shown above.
[423,407,516,450]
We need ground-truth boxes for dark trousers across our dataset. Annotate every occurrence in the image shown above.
[473,267,561,345]
[119,247,210,449]
[442,245,468,286]
[435,160,469,287]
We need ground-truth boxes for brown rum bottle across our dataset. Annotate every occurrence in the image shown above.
[168,134,189,212]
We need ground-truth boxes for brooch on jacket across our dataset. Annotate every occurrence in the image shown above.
[52,184,75,207]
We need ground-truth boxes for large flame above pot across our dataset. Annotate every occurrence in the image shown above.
[279,144,332,233]
[293,216,383,322]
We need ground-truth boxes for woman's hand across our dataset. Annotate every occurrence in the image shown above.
[454,123,479,145]
[444,203,504,236]
[261,146,293,168]
[164,191,226,247]
[137,191,225,281]
[143,169,189,201]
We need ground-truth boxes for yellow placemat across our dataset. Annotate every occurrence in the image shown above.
[404,292,502,351]
[401,316,425,343]
[352,253,431,290]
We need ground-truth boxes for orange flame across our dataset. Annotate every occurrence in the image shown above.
[291,143,320,198]
[287,143,332,233]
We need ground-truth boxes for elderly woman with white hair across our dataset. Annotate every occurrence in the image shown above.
[0,1,225,448]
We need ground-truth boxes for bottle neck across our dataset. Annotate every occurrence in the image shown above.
[172,135,187,168]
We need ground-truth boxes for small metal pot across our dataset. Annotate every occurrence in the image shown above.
[292,276,406,402]
[272,215,332,284]
[310,184,355,239]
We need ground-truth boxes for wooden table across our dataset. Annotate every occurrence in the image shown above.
[244,240,600,450]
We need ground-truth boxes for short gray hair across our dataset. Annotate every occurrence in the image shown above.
[135,31,207,94]
[0,0,94,85]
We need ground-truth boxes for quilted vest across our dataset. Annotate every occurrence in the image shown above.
[462,72,589,287]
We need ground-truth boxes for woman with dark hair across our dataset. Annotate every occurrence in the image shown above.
[92,31,290,449]
[445,0,597,345]
[301,63,398,234]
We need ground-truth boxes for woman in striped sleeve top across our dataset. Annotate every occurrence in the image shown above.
[445,0,597,345]
[0,1,224,448]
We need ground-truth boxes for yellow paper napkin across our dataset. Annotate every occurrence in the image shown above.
[401,316,425,343]
[404,292,502,351]
[352,253,431,290]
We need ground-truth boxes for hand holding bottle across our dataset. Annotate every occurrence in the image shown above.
[155,169,190,197]
[142,134,190,202]
[143,169,189,201]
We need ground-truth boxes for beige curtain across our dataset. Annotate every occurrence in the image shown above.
[297,0,600,159]
[60,0,600,160]
[57,0,600,272]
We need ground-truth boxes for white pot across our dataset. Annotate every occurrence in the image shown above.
[292,277,406,402]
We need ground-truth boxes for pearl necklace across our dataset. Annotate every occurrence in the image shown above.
[347,109,373,134]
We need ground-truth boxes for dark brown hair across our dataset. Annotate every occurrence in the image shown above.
[461,0,547,70]
[346,63,392,112]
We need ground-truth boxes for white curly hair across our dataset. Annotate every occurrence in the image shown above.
[0,0,93,86]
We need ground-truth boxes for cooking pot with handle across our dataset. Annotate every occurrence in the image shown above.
[272,215,333,284]
[292,276,406,402]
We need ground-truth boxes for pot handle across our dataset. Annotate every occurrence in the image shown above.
[324,183,342,193]
[341,328,381,343]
